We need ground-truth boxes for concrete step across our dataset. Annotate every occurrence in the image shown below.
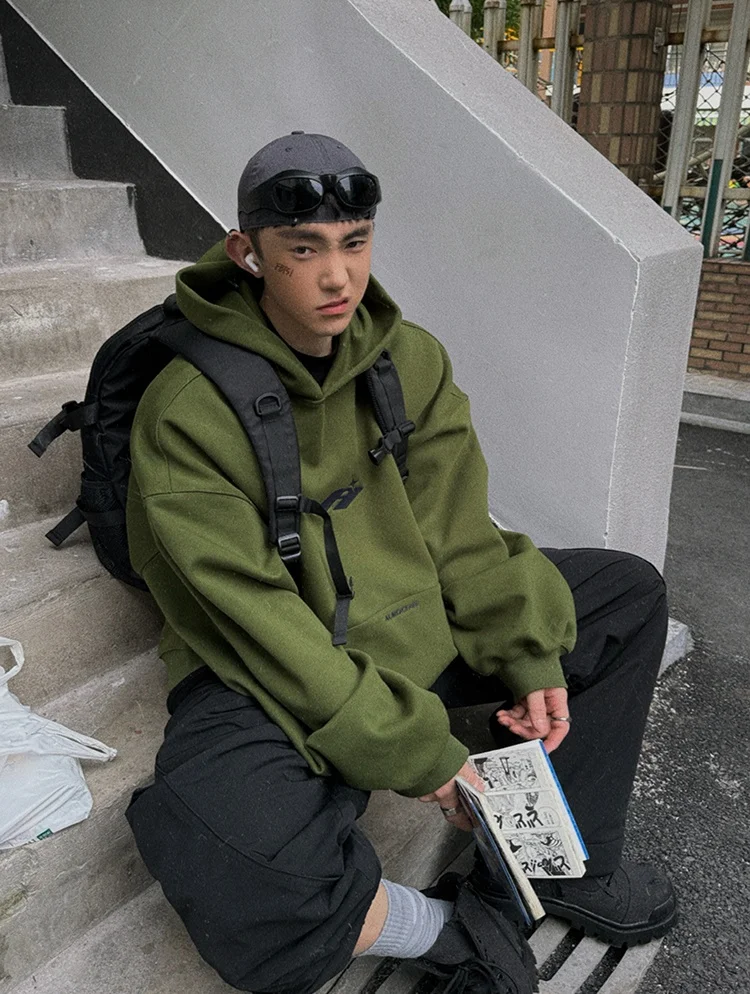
[0,651,168,993]
[0,179,144,266]
[681,388,750,435]
[35,646,165,749]
[5,883,235,994]
[3,788,469,994]
[0,105,72,180]
[0,515,161,710]
[1,367,89,531]
[0,256,186,377]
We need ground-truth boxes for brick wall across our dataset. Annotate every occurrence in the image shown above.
[690,259,750,379]
[576,0,671,186]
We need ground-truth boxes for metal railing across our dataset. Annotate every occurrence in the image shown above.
[447,0,582,124]
[442,0,750,259]
[658,0,750,259]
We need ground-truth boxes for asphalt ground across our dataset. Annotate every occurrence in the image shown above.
[625,423,750,994]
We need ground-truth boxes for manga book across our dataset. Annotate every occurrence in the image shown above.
[456,739,588,926]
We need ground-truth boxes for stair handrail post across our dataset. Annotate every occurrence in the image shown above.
[449,0,473,36]
[483,0,506,62]
[565,1,582,124]
[550,0,576,121]
[518,0,542,92]
[565,0,581,123]
[701,0,750,257]
[661,0,712,220]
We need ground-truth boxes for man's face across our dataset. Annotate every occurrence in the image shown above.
[252,218,374,353]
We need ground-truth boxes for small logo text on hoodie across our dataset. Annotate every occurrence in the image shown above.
[385,601,419,622]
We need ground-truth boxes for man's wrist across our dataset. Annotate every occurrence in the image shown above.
[398,736,469,799]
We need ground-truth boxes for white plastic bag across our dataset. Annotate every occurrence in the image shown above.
[0,636,117,850]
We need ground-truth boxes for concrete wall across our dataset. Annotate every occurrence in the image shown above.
[6,0,703,568]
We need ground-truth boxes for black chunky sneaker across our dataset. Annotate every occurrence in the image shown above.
[471,849,677,948]
[415,875,538,994]
[532,859,678,947]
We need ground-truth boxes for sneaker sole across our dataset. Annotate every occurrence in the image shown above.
[538,898,678,947]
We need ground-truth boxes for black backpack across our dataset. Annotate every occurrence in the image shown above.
[28,293,415,645]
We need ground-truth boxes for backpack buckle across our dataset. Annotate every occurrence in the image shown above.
[275,495,301,512]
[275,495,301,562]
[368,420,415,465]
[277,531,302,562]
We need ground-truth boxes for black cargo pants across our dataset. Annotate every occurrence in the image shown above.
[126,548,668,994]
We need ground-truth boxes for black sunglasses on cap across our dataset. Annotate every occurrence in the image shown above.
[243,168,382,216]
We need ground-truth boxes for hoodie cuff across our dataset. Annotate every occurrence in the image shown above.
[397,735,470,798]
[500,652,567,703]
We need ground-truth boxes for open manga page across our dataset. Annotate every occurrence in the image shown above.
[466,739,588,880]
[456,778,545,925]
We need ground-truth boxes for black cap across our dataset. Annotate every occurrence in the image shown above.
[237,131,378,229]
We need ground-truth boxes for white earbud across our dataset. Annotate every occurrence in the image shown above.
[244,252,260,273]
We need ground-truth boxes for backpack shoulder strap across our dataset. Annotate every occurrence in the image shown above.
[154,319,303,563]
[154,319,355,645]
[363,350,414,482]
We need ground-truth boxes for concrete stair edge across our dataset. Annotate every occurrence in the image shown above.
[0,254,186,284]
[2,578,162,715]
[4,883,235,994]
[660,618,693,676]
[1,366,90,532]
[35,645,163,739]
[0,255,187,378]
[1,513,162,711]
[0,178,142,190]
[1,514,116,616]
[0,180,145,267]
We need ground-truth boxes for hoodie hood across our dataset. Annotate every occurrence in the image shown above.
[175,239,402,401]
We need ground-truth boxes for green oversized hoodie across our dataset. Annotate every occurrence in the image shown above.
[126,241,577,797]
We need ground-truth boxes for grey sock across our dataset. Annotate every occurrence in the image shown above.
[360,879,453,959]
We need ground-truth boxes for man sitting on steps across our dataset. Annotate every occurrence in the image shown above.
[125,131,676,994]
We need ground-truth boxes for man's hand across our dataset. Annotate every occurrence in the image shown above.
[495,687,570,754]
[417,761,484,832]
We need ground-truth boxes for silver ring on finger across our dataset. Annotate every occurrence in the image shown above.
[440,806,460,818]
[550,715,572,724]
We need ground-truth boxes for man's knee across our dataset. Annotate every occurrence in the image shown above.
[126,778,380,994]
[609,550,667,605]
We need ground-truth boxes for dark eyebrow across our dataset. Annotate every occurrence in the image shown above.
[339,224,373,243]
[275,224,373,246]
